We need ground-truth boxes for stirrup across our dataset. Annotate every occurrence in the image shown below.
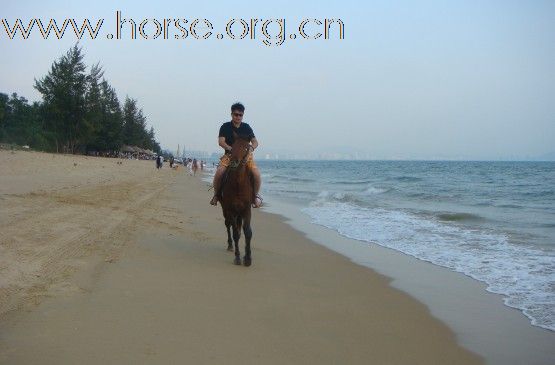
[210,195,218,206]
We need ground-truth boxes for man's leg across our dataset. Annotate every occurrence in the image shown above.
[210,165,226,205]
[251,166,262,208]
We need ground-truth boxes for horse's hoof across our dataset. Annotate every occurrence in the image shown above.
[243,257,252,267]
[234,257,242,265]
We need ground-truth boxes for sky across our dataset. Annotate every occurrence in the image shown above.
[1,0,554,160]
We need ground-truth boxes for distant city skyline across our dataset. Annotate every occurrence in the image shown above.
[173,144,555,161]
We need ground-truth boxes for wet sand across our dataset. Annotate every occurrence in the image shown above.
[0,150,483,364]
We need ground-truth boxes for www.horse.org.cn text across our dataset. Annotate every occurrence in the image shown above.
[1,11,345,47]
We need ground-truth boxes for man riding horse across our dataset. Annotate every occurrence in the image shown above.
[210,102,262,208]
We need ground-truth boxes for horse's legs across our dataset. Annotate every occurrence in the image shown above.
[243,211,252,267]
[225,218,233,251]
[232,217,242,265]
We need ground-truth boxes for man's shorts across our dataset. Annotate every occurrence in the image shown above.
[219,151,257,169]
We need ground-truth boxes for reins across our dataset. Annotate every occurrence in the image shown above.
[218,148,249,198]
[227,149,249,170]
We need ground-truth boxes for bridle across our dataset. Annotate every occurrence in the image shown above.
[219,144,251,198]
[228,145,251,170]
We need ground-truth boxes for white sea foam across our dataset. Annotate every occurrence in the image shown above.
[364,185,389,194]
[301,200,555,331]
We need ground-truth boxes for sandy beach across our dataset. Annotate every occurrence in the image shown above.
[0,150,485,364]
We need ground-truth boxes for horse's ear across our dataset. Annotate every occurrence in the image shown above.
[232,131,238,140]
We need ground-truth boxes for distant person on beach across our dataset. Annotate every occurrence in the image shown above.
[192,158,198,176]
[210,102,262,208]
[169,156,174,168]
[156,155,163,169]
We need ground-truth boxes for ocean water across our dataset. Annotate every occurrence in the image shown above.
[205,160,555,331]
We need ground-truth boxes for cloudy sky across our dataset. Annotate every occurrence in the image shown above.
[2,0,554,159]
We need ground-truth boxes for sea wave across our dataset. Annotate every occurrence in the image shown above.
[315,190,364,205]
[364,186,390,195]
[436,212,485,222]
[301,200,555,332]
[330,179,373,185]
[497,204,524,209]
[271,174,316,183]
[393,175,423,182]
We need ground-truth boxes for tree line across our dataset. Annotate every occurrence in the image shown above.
[0,45,161,154]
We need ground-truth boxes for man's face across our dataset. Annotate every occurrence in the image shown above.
[231,110,244,123]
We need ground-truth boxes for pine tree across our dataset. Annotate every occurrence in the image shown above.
[34,44,88,153]
[84,62,104,150]
[0,93,9,141]
[0,93,42,147]
[98,79,123,151]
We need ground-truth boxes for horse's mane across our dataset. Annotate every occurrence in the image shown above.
[222,133,254,194]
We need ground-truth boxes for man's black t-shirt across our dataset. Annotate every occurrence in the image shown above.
[218,121,255,150]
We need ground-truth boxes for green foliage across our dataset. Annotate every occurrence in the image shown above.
[0,92,43,148]
[1,45,161,154]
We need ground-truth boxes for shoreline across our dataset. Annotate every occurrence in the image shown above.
[259,196,555,365]
[0,150,484,364]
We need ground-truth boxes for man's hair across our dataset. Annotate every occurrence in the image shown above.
[231,102,245,113]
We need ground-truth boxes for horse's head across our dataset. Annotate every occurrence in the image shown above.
[229,131,251,167]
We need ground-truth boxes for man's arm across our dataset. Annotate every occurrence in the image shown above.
[250,137,259,150]
[219,136,232,152]
[248,125,258,150]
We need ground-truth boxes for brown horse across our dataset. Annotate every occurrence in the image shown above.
[219,133,255,266]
